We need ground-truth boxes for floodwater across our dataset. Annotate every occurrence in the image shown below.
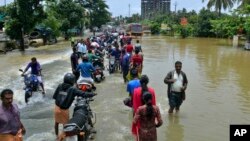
[0,36,250,141]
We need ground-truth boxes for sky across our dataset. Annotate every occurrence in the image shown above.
[1,0,237,17]
[105,0,208,17]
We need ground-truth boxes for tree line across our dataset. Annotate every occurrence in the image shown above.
[0,0,111,51]
[120,0,250,39]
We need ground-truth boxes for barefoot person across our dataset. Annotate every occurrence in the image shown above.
[164,61,188,113]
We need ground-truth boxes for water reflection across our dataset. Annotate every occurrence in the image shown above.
[166,115,184,141]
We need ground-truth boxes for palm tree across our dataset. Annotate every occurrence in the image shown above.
[237,0,250,8]
[202,0,237,16]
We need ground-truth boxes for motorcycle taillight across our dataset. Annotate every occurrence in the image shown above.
[79,84,91,92]
[64,131,78,136]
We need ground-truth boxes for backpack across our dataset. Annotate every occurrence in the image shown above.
[55,84,69,109]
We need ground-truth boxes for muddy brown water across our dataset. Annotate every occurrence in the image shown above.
[0,36,250,141]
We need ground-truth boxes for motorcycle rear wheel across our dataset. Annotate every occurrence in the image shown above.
[25,91,32,103]
[109,66,114,74]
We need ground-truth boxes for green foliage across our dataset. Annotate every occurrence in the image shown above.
[150,22,161,34]
[126,13,141,23]
[89,0,111,29]
[0,6,6,15]
[202,0,236,15]
[42,13,61,37]
[172,24,194,38]
[4,0,46,50]
[5,0,46,37]
[55,0,84,35]
[196,8,219,37]
[139,4,248,38]
[234,4,250,16]
[244,18,250,39]
[210,16,242,38]
[76,0,110,30]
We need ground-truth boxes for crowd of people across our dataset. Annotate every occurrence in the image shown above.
[0,32,188,141]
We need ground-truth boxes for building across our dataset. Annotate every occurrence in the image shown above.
[141,0,171,19]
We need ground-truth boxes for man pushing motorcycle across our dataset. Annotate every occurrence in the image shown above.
[54,73,97,140]
[22,57,45,95]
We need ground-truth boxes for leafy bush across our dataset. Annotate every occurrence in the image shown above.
[150,22,160,34]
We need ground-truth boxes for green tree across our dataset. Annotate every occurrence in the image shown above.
[5,0,46,51]
[237,0,250,8]
[126,13,141,23]
[40,0,61,37]
[54,0,84,39]
[150,22,161,34]
[210,16,241,38]
[91,0,111,28]
[42,12,61,37]
[202,0,236,16]
[0,6,6,14]
[77,0,111,34]
[196,8,219,37]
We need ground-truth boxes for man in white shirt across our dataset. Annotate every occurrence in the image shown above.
[164,61,188,113]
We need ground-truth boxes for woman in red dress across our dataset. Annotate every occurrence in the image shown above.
[133,92,163,141]
[132,75,156,136]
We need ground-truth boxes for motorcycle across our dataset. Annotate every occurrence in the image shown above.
[19,69,40,103]
[108,56,119,74]
[77,80,94,93]
[92,58,105,83]
[62,93,97,141]
[94,48,105,58]
[108,56,115,74]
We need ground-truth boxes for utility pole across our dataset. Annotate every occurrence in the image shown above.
[174,1,177,14]
[129,4,131,17]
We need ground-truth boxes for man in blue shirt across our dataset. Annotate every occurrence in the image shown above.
[127,69,140,97]
[76,55,96,89]
[23,57,45,95]
[121,50,131,83]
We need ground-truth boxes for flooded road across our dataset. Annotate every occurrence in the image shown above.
[0,36,250,141]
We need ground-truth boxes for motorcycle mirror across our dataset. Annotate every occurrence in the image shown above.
[19,69,23,72]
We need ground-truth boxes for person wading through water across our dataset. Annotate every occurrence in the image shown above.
[124,69,141,107]
[132,75,157,136]
[164,61,188,113]
[133,92,163,141]
[121,49,131,83]
[53,73,97,137]
[70,47,80,81]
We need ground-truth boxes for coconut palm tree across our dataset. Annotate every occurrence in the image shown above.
[202,0,237,16]
[237,0,250,8]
